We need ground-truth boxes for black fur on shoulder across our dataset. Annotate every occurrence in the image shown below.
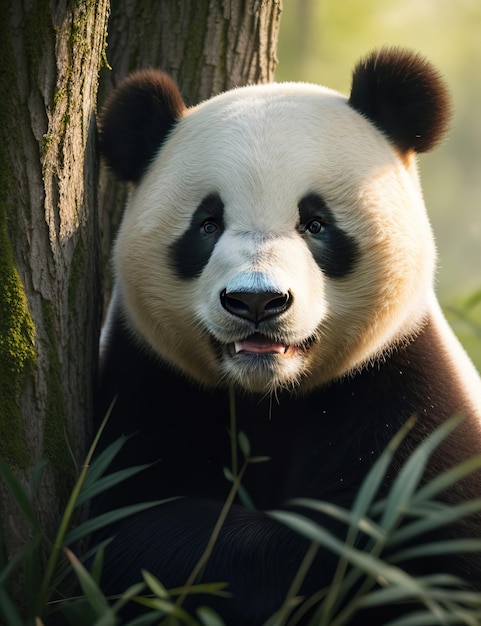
[349,47,452,154]
[98,69,186,182]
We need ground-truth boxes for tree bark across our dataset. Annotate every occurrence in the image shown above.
[0,0,107,592]
[0,0,282,616]
[101,0,281,104]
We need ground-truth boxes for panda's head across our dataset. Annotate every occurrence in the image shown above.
[99,47,451,394]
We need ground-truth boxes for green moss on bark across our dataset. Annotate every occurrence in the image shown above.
[0,219,36,468]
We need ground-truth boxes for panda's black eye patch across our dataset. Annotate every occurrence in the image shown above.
[169,193,225,279]
[298,192,359,278]
[298,193,331,239]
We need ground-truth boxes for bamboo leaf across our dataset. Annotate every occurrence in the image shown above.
[388,498,481,548]
[0,588,24,626]
[109,582,146,615]
[64,548,113,620]
[351,415,417,525]
[358,583,440,608]
[412,454,481,505]
[384,610,481,626]
[269,510,415,588]
[80,437,129,491]
[0,455,39,530]
[196,606,226,626]
[89,539,111,585]
[287,497,385,542]
[224,467,256,509]
[238,431,250,458]
[380,416,463,531]
[0,537,35,587]
[77,463,154,505]
[65,499,177,544]
[247,456,271,464]
[142,570,170,599]
[390,538,481,564]
[133,595,197,624]
[120,612,164,626]
[168,582,230,598]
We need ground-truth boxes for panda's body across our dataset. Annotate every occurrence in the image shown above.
[93,49,481,624]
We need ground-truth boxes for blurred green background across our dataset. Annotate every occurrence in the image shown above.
[276,0,481,371]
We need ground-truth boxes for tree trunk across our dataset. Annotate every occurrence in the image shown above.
[0,0,107,607]
[99,0,283,311]
[0,0,282,618]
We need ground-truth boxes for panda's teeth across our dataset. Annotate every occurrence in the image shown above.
[234,340,287,355]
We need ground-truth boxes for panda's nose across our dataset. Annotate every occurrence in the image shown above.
[220,289,292,322]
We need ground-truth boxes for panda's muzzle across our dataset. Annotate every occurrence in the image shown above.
[220,288,292,324]
[217,280,312,359]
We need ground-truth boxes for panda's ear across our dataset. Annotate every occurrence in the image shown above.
[98,69,186,182]
[349,47,452,154]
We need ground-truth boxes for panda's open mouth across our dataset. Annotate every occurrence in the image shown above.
[234,333,289,355]
[211,332,316,391]
[229,332,312,357]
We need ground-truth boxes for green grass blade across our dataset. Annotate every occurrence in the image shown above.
[142,570,170,599]
[351,415,417,525]
[309,418,415,626]
[412,454,481,506]
[24,534,44,616]
[89,539,111,585]
[0,454,39,530]
[121,613,164,626]
[65,499,176,544]
[0,539,33,587]
[64,548,114,620]
[270,510,414,586]
[358,573,481,612]
[80,437,129,492]
[134,595,198,624]
[388,498,481,548]
[196,606,226,626]
[109,582,146,616]
[0,587,24,626]
[380,416,463,531]
[77,463,154,505]
[167,582,230,598]
[36,401,117,614]
[390,537,481,564]
[223,467,256,509]
[384,610,481,626]
[358,583,441,609]
[287,497,384,542]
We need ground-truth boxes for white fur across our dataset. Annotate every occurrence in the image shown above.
[111,81,479,401]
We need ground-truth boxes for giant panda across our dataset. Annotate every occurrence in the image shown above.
[93,47,481,625]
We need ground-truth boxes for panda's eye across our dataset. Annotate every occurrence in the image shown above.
[202,220,219,235]
[306,217,325,235]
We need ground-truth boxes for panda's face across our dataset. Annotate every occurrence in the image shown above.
[114,82,436,394]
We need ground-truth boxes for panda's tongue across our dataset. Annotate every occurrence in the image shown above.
[234,335,287,354]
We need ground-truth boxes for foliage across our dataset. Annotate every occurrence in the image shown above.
[446,289,481,371]
[2,407,481,625]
